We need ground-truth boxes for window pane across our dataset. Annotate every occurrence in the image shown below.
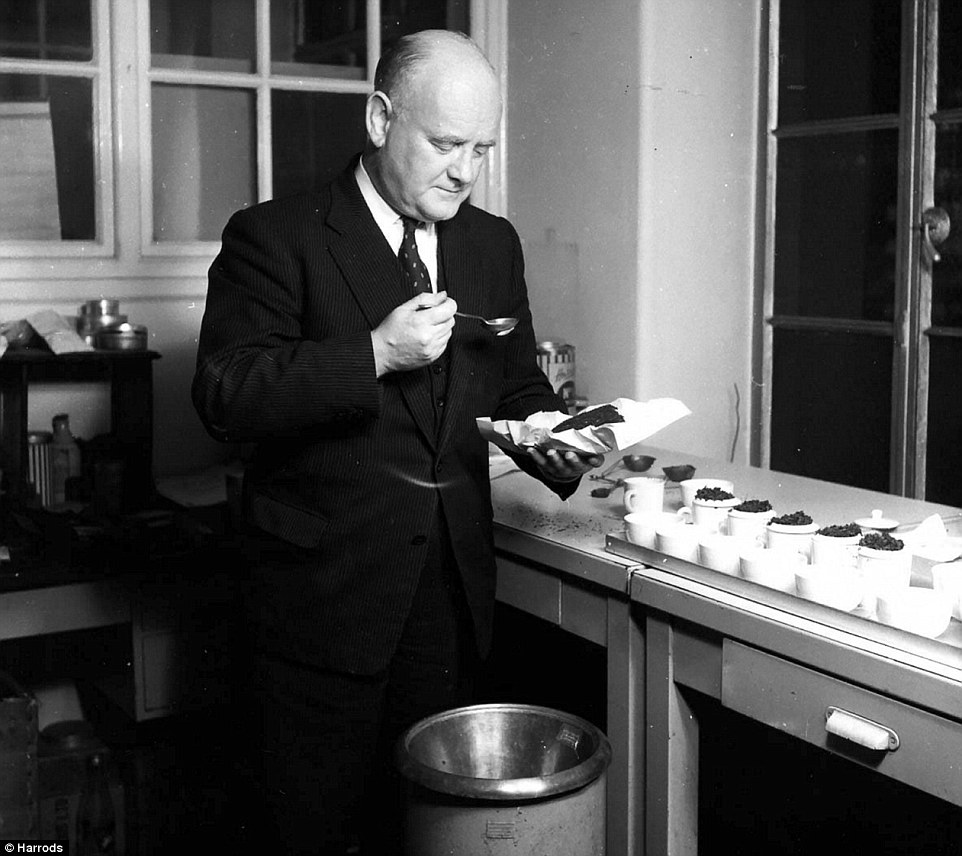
[932,124,962,326]
[381,0,469,52]
[271,90,367,198]
[152,84,255,242]
[0,74,95,240]
[773,130,898,321]
[937,1,962,110]
[777,0,900,124]
[271,0,367,79]
[1,0,92,61]
[770,329,892,493]
[150,0,255,73]
[926,336,962,506]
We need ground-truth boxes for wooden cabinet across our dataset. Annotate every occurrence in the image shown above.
[0,349,159,506]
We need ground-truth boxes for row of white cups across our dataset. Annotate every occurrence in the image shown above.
[620,475,962,636]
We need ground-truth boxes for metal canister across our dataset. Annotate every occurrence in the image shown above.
[536,340,576,406]
[27,430,53,507]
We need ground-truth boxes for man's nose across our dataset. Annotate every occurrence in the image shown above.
[447,148,476,184]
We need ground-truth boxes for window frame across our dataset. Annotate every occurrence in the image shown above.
[0,0,115,259]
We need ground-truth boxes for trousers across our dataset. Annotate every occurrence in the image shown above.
[242,511,480,855]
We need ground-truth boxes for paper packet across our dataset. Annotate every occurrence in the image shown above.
[477,397,690,456]
[26,309,93,355]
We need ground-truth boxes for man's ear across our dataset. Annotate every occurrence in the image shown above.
[366,91,392,148]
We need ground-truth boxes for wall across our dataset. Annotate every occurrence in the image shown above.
[508,0,761,463]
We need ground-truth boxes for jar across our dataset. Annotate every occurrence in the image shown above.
[27,430,53,507]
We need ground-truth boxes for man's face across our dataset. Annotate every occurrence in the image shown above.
[368,59,502,223]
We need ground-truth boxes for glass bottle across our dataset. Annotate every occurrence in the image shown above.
[76,752,116,855]
[50,413,82,505]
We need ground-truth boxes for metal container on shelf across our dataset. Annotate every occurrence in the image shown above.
[536,340,576,407]
[94,323,147,351]
[27,430,53,507]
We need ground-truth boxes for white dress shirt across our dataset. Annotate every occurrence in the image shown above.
[355,158,438,292]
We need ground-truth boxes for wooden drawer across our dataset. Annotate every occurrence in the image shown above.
[721,640,962,806]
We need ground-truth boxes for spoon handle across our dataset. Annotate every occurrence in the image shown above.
[454,312,485,322]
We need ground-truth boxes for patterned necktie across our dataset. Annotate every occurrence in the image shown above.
[399,216,432,294]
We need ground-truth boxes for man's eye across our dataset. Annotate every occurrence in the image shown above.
[473,146,491,158]
[433,141,455,153]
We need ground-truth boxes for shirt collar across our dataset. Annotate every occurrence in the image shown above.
[355,157,436,249]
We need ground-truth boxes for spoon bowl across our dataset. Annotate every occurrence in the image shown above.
[623,454,656,473]
[455,312,518,335]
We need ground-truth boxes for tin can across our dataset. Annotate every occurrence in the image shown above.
[27,430,53,507]
[536,340,576,406]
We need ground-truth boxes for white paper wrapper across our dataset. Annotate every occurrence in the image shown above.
[901,514,962,563]
[477,397,690,455]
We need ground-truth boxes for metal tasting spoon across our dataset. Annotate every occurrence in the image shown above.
[455,312,518,336]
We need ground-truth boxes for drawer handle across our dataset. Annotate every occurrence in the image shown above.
[825,707,900,752]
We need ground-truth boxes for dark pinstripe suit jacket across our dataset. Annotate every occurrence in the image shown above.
[192,160,574,675]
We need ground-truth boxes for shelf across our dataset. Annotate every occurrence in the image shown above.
[0,348,160,507]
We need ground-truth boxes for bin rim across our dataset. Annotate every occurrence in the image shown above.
[395,702,612,800]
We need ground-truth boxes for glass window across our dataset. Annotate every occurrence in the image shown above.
[0,73,95,240]
[150,0,256,72]
[932,125,962,326]
[271,1,367,78]
[926,336,962,505]
[777,0,901,124]
[272,90,368,198]
[151,84,256,242]
[773,130,899,321]
[770,329,892,492]
[1,0,93,61]
[937,2,962,110]
[145,0,470,243]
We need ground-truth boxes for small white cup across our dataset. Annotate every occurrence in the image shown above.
[679,478,735,510]
[811,532,861,568]
[931,561,962,620]
[655,520,700,562]
[623,476,666,515]
[739,545,805,593]
[678,496,741,533]
[727,506,776,540]
[766,520,819,559]
[857,545,912,613]
[624,510,676,549]
[697,531,746,576]
[795,563,863,612]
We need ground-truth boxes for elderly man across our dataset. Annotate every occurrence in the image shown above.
[193,29,601,855]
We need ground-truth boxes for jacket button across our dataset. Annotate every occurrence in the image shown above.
[433,364,444,375]
[435,461,443,473]
[411,535,427,546]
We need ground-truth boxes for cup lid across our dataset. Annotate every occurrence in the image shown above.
[855,509,899,531]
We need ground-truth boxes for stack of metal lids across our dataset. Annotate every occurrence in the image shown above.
[77,299,147,350]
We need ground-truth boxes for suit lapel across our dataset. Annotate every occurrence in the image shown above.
[325,165,438,447]
[437,213,485,451]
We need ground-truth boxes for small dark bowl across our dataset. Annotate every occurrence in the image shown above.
[623,454,656,473]
[662,464,696,482]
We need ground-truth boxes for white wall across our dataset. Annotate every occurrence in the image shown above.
[508,0,761,463]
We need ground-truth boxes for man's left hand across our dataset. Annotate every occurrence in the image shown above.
[527,447,604,483]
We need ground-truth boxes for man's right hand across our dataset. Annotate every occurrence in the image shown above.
[372,291,457,377]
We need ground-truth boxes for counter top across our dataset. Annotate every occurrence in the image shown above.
[491,443,962,678]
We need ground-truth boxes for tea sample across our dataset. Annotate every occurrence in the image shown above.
[860,531,904,551]
[552,403,624,433]
[770,510,813,526]
[817,523,861,538]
